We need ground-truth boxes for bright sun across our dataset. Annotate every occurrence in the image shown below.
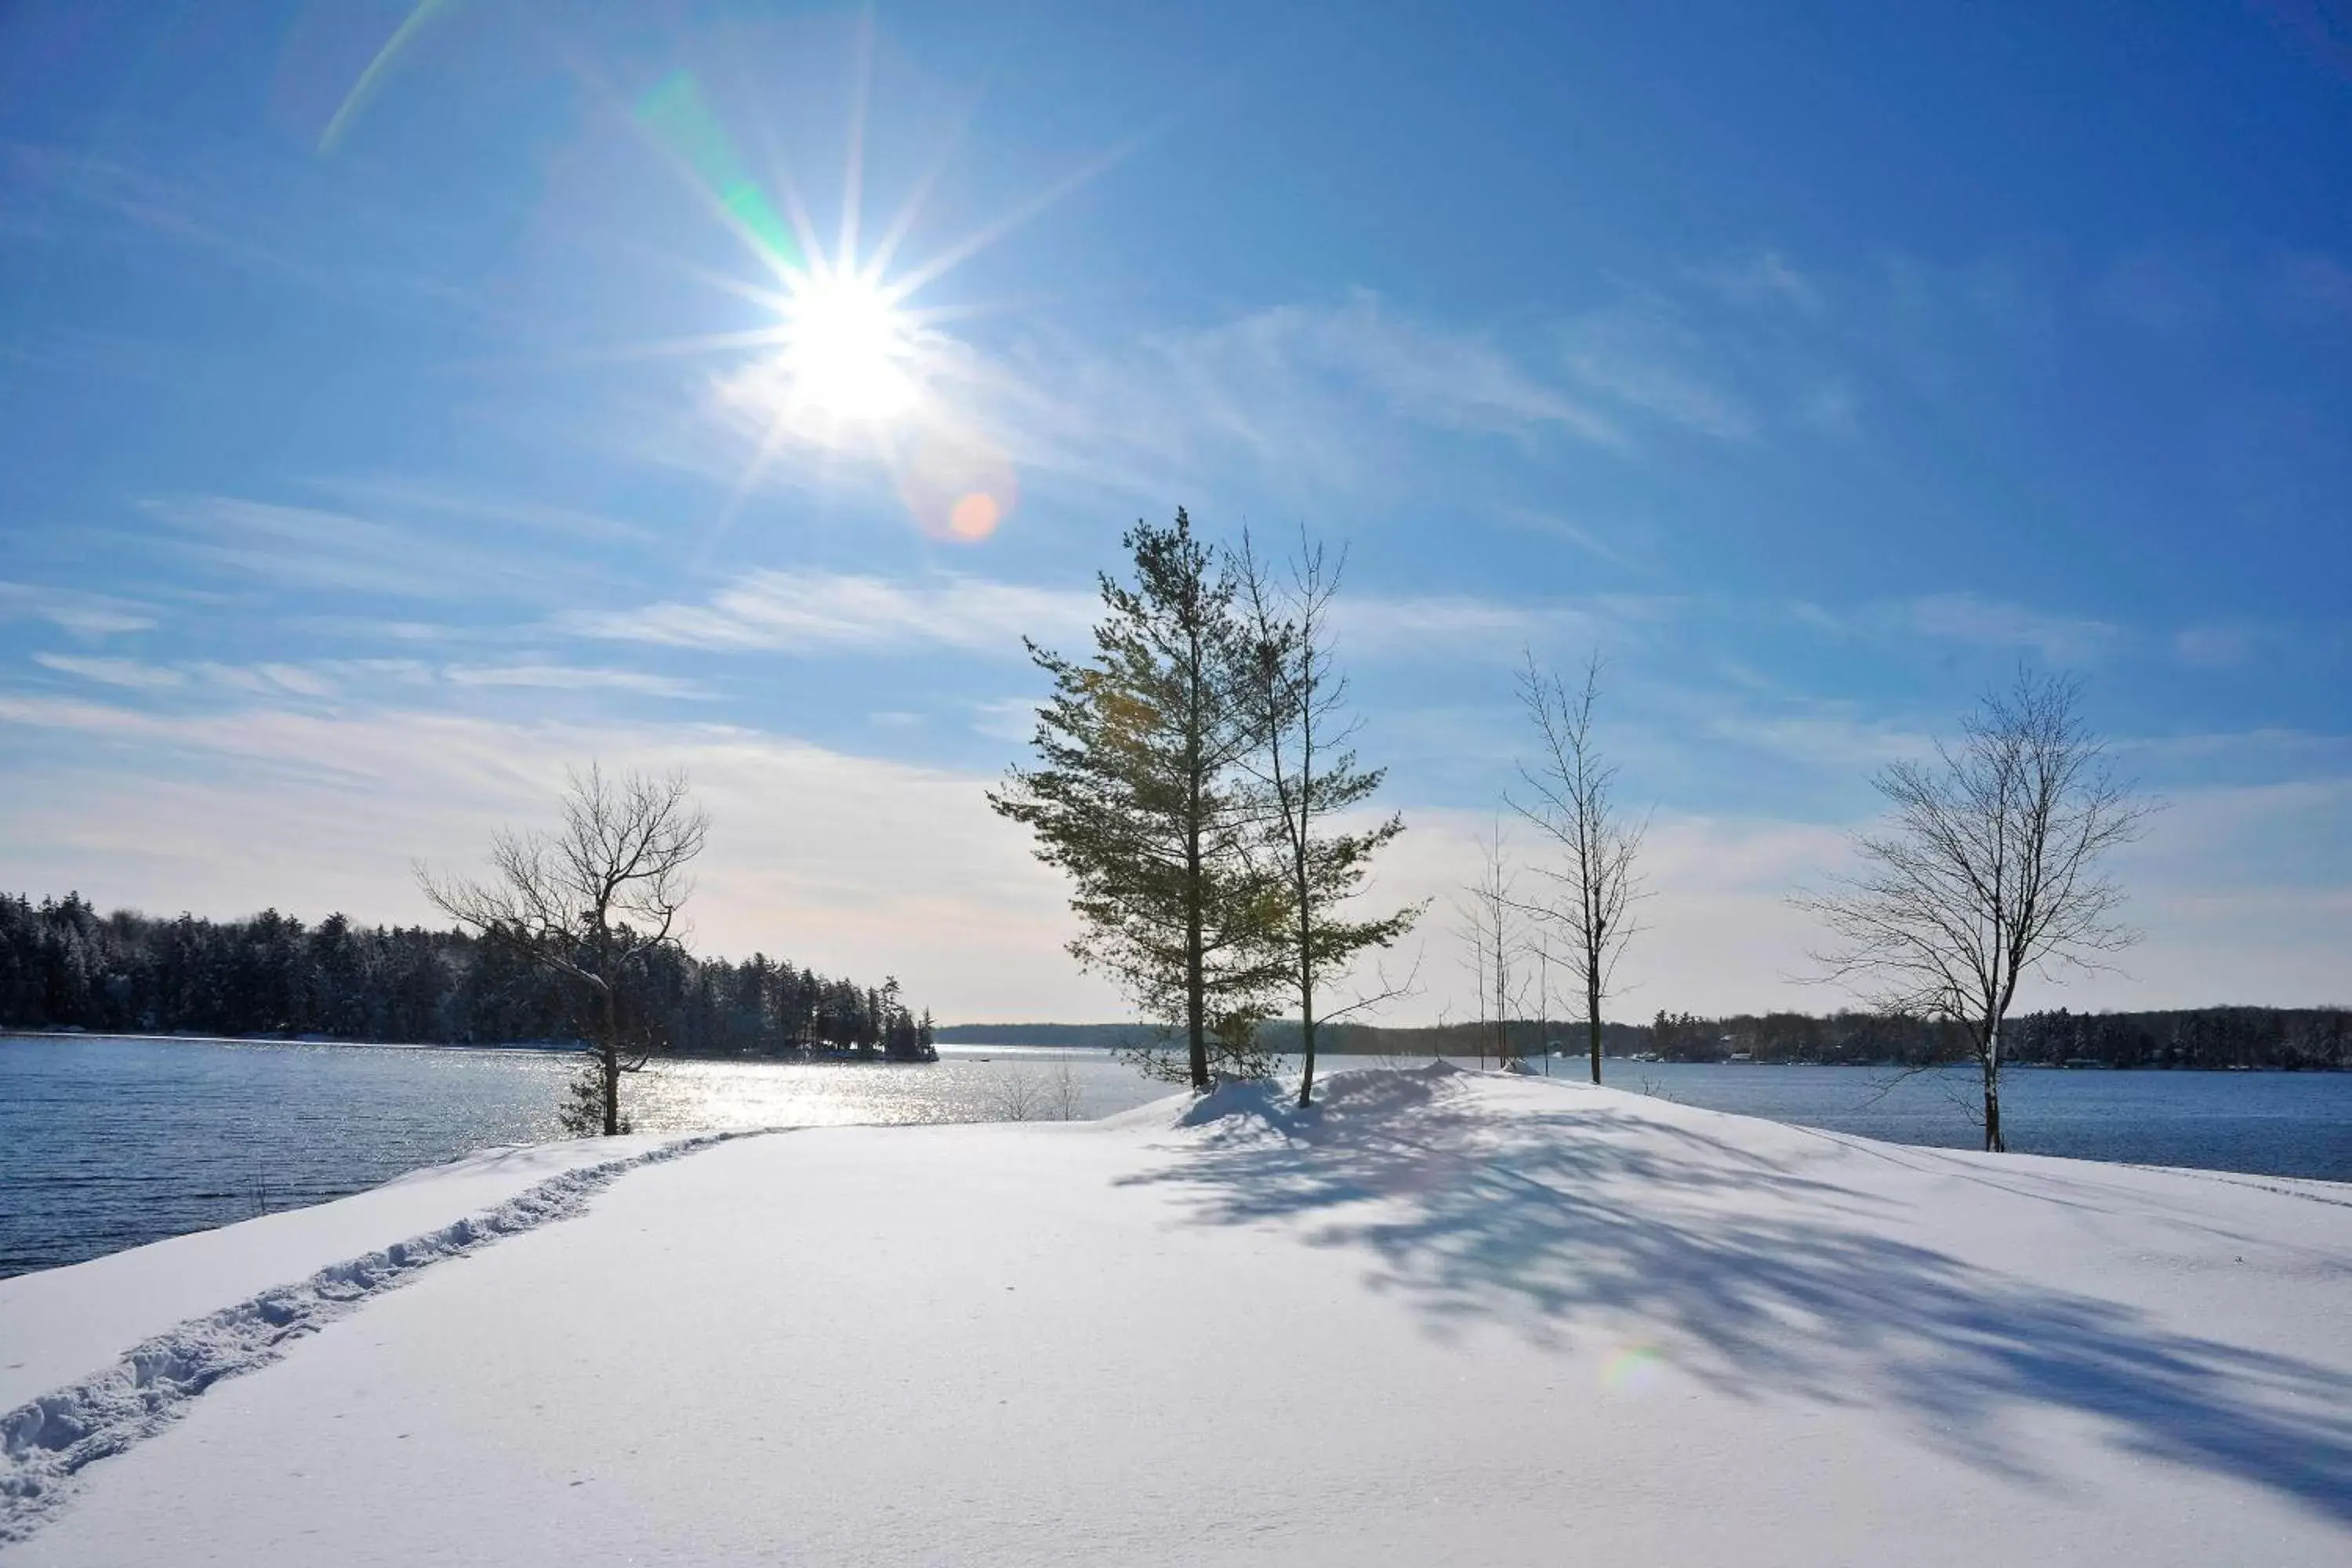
[611,65,1094,537]
[778,270,917,423]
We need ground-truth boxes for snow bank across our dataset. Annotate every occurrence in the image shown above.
[0,1132,748,1544]
[9,1069,2350,1566]
[0,1135,688,1412]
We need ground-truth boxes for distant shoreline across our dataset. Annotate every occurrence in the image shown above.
[0,1029,940,1062]
[8,1025,2344,1073]
[938,1004,2352,1072]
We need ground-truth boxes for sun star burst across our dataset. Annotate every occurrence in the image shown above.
[776,268,918,425]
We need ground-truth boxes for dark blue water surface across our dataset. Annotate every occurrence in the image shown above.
[1601,1059,2352,1178]
[2,1036,2344,1279]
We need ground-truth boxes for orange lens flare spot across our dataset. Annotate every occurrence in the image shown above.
[947,492,1003,539]
[898,426,1017,543]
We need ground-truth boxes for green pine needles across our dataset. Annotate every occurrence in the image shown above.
[989,510,1421,1098]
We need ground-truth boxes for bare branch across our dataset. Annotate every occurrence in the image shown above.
[418,764,710,1136]
[1233,524,1423,1105]
[1506,648,1647,1083]
[1792,669,2152,1151]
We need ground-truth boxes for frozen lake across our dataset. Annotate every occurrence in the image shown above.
[2,1034,2345,1277]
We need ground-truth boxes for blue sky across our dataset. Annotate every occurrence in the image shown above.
[2,1,2347,1021]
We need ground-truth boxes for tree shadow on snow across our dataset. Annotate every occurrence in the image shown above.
[1119,1066,2352,1524]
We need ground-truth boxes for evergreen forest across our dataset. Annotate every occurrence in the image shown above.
[0,891,937,1061]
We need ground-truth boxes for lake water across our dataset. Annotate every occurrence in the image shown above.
[0,1036,1164,1278]
[2,1035,2345,1279]
[1588,1058,2351,1180]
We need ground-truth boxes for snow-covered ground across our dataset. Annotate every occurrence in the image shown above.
[4,1066,2347,1565]
[0,1134,698,1414]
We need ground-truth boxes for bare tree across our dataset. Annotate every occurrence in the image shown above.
[1235,528,1424,1109]
[986,1066,1047,1123]
[987,1058,1087,1123]
[1048,1056,1086,1121]
[1795,671,2151,1152]
[420,765,710,1137]
[1454,817,1523,1069]
[1511,652,1646,1084]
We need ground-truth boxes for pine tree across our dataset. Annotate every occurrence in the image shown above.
[989,510,1287,1089]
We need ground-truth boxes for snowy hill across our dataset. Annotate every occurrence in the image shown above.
[4,1066,2348,1565]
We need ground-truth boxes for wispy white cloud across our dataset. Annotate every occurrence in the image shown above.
[1330,592,1627,655]
[1250,292,1622,445]
[1008,292,1624,474]
[573,570,1096,656]
[309,476,662,548]
[577,566,1633,666]
[0,580,160,638]
[32,652,183,689]
[4,143,474,322]
[968,696,1039,743]
[189,662,353,699]
[2112,728,2352,797]
[1558,296,1759,441]
[1693,708,1936,776]
[142,494,600,602]
[146,496,482,598]
[24,649,704,703]
[441,664,712,699]
[1492,507,1646,568]
[2173,625,2251,668]
[1892,593,2119,662]
[44,604,158,638]
[6,144,293,278]
[1783,592,2122,665]
[282,616,464,644]
[1866,249,2065,401]
[671,252,1906,525]
[1682,249,1828,318]
[682,289,1628,517]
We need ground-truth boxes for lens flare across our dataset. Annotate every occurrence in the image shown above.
[316,18,1127,546]
[633,71,802,272]
[899,426,1016,543]
[1599,1344,1665,1395]
[319,0,461,155]
[948,492,1002,540]
[507,38,1113,543]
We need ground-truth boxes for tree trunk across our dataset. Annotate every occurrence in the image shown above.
[1982,1024,2004,1153]
[1587,971,1603,1085]
[1185,820,1207,1091]
[1537,952,1548,1076]
[1296,949,1316,1110]
[599,986,622,1137]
